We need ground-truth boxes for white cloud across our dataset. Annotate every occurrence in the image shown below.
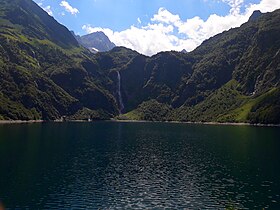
[43,5,53,16]
[221,0,245,15]
[137,17,142,24]
[60,1,79,15]
[245,0,280,13]
[37,2,53,16]
[151,7,181,25]
[82,0,280,56]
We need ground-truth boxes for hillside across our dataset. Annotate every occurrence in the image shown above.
[0,0,279,124]
[0,0,118,120]
[111,10,280,124]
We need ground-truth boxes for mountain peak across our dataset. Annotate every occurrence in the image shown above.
[90,31,106,36]
[74,31,116,52]
[248,10,263,22]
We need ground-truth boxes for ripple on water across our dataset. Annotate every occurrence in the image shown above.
[0,122,279,209]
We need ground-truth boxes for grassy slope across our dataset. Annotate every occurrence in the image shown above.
[119,100,172,122]
[0,0,118,120]
[116,10,280,125]
[121,81,280,124]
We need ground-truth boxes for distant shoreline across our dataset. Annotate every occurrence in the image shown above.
[0,120,44,124]
[110,119,280,127]
[0,119,279,127]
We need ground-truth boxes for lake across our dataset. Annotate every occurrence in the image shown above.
[0,122,279,209]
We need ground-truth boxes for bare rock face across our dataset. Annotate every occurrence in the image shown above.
[74,31,116,52]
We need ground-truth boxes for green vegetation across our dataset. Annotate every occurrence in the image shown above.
[0,93,40,120]
[110,10,280,124]
[0,0,118,120]
[247,88,280,124]
[67,108,111,121]
[0,0,279,124]
[119,83,280,125]
[170,80,246,122]
[120,100,172,121]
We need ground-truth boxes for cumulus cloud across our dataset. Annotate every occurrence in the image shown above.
[82,0,280,56]
[83,24,183,56]
[245,0,280,13]
[151,7,181,24]
[60,1,79,15]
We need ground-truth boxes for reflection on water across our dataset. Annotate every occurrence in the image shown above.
[0,122,279,209]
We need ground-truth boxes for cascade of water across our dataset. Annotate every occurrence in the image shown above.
[32,50,40,67]
[117,71,124,113]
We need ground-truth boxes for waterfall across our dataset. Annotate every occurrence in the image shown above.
[32,50,40,67]
[117,71,124,113]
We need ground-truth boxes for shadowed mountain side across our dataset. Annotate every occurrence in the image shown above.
[108,10,280,124]
[0,0,118,120]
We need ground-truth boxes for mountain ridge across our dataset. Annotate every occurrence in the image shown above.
[110,9,280,124]
[74,31,116,53]
[0,0,119,120]
[0,0,279,124]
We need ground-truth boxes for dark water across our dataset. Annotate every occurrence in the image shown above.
[0,122,280,209]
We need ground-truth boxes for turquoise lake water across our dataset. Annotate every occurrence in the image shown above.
[0,122,279,209]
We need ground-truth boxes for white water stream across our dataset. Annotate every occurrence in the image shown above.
[117,71,124,113]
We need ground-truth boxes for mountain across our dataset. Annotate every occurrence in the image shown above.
[249,10,263,21]
[0,0,279,124]
[111,9,280,124]
[181,49,188,53]
[0,0,118,120]
[74,31,116,53]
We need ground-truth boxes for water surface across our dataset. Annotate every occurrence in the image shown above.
[0,122,279,209]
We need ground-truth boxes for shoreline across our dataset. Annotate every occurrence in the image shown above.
[110,119,280,127]
[0,119,279,127]
[0,120,44,124]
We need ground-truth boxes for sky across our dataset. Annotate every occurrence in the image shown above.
[34,0,280,56]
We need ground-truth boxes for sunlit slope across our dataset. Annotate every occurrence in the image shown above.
[0,0,118,120]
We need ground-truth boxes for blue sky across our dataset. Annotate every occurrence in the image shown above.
[35,0,236,33]
[35,0,280,55]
